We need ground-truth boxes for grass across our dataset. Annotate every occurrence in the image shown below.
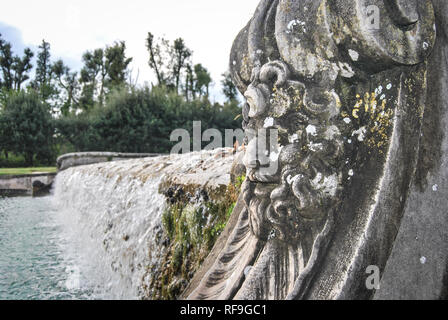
[0,167,57,176]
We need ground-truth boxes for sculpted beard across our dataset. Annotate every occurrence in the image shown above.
[243,132,343,244]
[240,59,343,252]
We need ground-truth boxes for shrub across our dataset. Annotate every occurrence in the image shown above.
[55,86,242,154]
[0,91,55,166]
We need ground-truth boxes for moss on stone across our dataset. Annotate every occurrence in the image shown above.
[144,174,245,300]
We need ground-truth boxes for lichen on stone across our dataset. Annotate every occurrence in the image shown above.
[341,90,394,154]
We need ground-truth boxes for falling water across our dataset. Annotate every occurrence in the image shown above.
[51,149,233,299]
[0,150,233,300]
[52,170,167,299]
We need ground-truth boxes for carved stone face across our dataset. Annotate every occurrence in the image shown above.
[185,0,437,301]
[235,0,435,243]
[240,59,343,242]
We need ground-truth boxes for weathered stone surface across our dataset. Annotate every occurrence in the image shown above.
[56,152,161,171]
[53,149,238,299]
[374,0,448,300]
[184,0,445,300]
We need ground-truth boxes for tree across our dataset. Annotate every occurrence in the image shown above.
[31,40,56,101]
[104,41,133,90]
[12,48,33,91]
[185,63,194,100]
[78,42,132,108]
[0,33,14,91]
[146,32,166,86]
[146,33,195,93]
[78,49,102,110]
[171,38,191,94]
[184,63,212,100]
[194,64,212,97]
[221,71,238,102]
[0,33,34,93]
[52,59,79,116]
[1,91,54,166]
[0,106,13,158]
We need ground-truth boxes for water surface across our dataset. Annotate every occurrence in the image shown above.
[0,196,94,300]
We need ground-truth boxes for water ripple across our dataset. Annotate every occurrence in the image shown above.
[0,196,94,300]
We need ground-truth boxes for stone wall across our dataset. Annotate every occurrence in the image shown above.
[52,148,244,299]
[0,173,56,196]
[56,152,162,171]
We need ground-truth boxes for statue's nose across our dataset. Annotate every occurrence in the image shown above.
[389,0,419,26]
[244,85,267,118]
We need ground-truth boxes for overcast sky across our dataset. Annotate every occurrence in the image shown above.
[0,0,260,103]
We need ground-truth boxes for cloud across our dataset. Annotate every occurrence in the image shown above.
[0,22,35,55]
[0,21,82,84]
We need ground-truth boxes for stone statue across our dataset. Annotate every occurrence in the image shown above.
[183,0,446,299]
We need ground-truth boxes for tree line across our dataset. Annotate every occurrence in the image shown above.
[0,32,240,167]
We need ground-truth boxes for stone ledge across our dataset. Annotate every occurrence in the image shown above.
[0,173,56,197]
[56,152,163,171]
[0,172,57,180]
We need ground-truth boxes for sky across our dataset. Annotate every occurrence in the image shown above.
[0,0,260,103]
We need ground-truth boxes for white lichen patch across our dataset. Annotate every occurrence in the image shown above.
[269,151,279,162]
[420,256,427,264]
[348,49,359,61]
[286,19,307,34]
[348,169,354,177]
[338,62,355,78]
[386,83,392,90]
[305,53,320,77]
[264,117,274,128]
[309,142,324,152]
[374,86,383,97]
[306,124,317,136]
[310,173,339,197]
[324,125,340,140]
[352,126,367,142]
[343,117,351,124]
[269,145,283,162]
[289,133,299,143]
[432,184,439,192]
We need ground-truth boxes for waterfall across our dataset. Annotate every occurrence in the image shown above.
[51,149,234,299]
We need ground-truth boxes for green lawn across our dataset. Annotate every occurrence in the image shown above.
[0,167,57,176]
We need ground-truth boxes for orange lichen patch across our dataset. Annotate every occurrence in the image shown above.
[367,106,394,152]
[343,91,394,153]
